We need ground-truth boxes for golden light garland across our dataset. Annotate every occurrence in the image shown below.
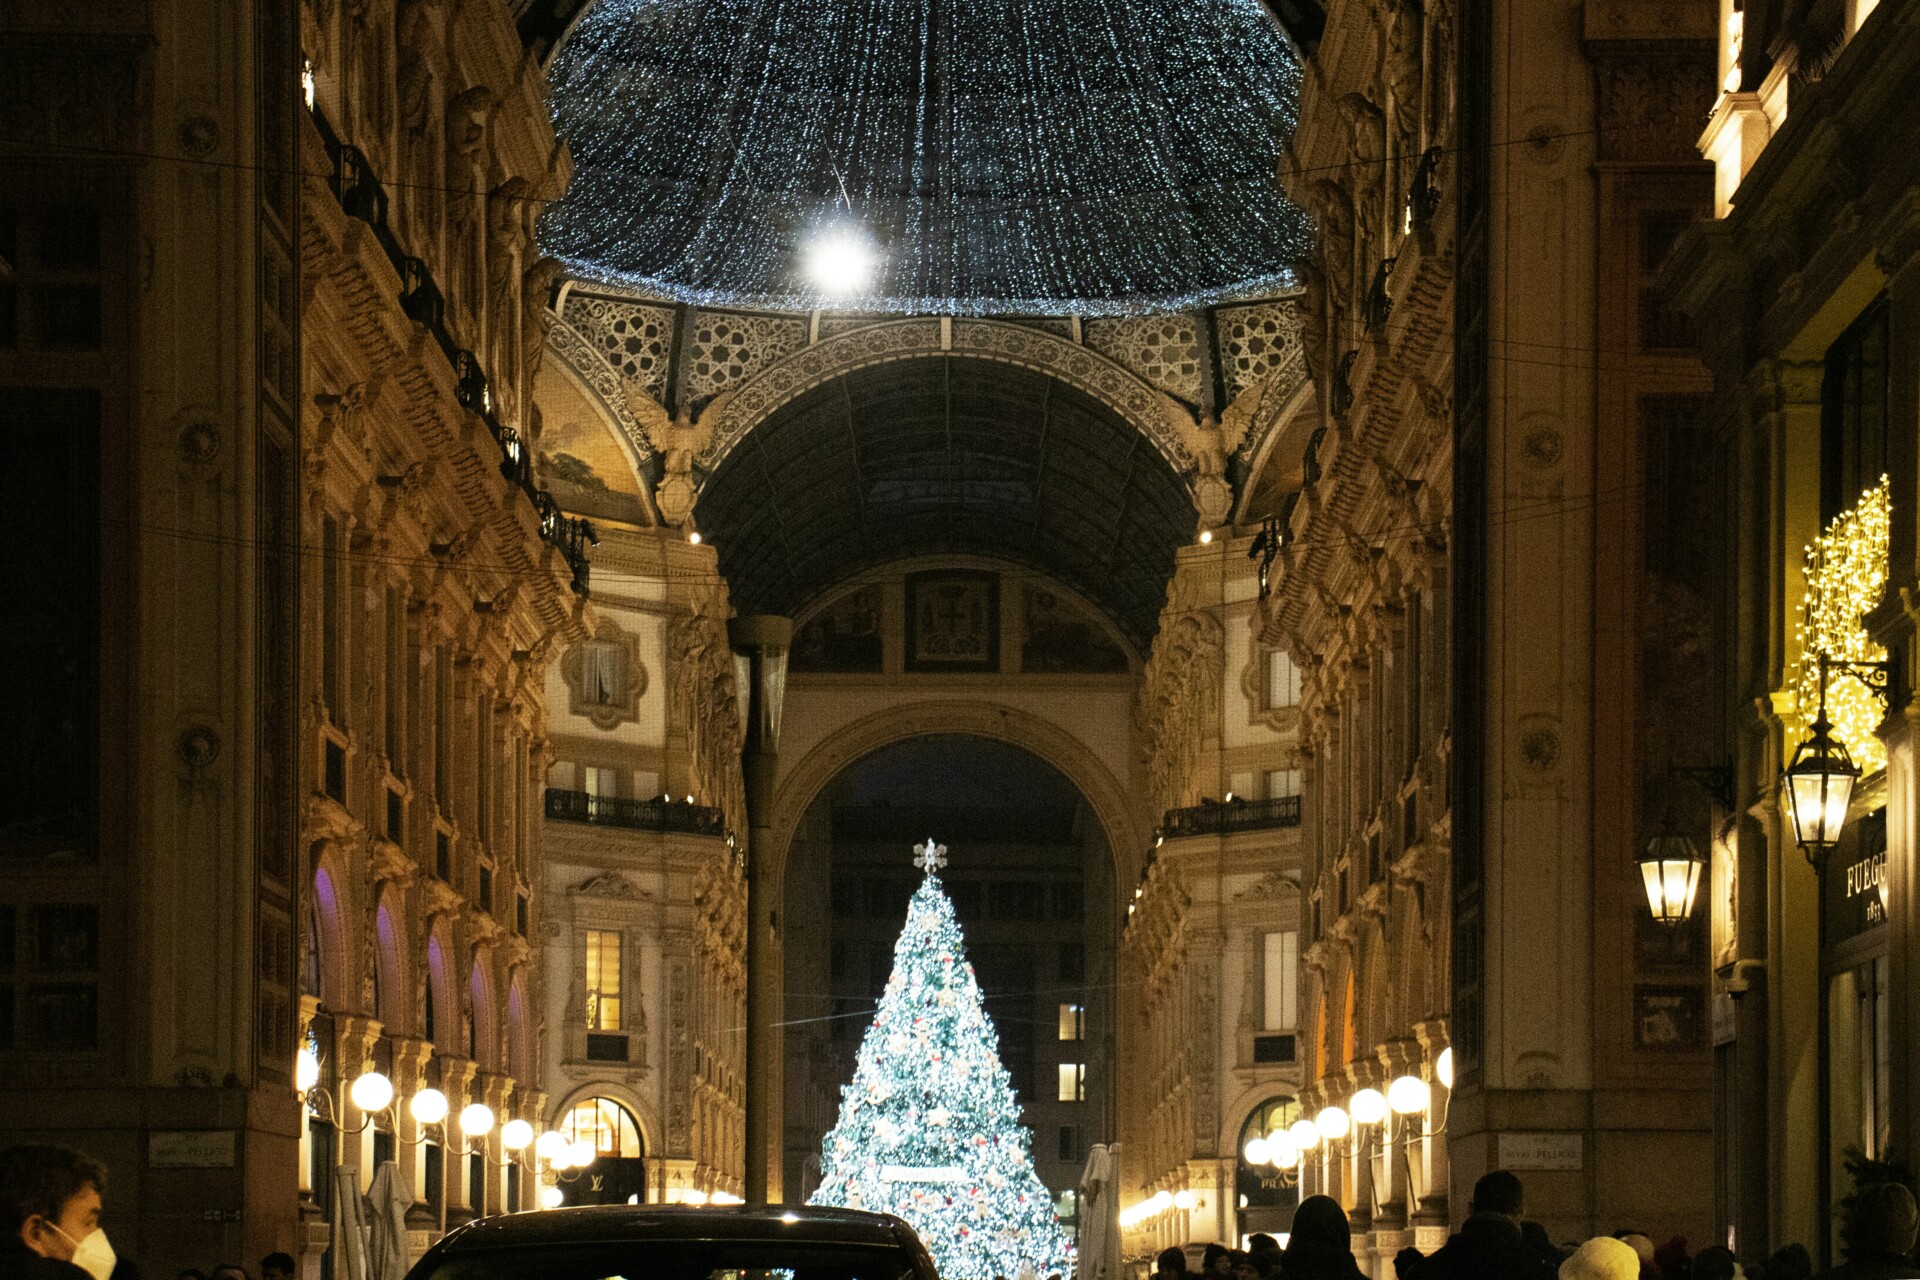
[1793,476,1891,776]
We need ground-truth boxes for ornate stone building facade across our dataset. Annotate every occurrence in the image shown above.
[1267,0,1723,1255]
[1669,0,1920,1262]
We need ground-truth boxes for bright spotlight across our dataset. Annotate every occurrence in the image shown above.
[805,227,879,297]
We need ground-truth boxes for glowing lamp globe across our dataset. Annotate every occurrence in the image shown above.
[1174,1190,1196,1210]
[349,1070,394,1114]
[1349,1088,1389,1126]
[1436,1047,1454,1089]
[460,1103,496,1137]
[295,1047,320,1095]
[805,228,879,298]
[1243,1137,1271,1166]
[1638,834,1706,925]
[1271,1138,1300,1170]
[1151,1190,1173,1213]
[1315,1106,1350,1141]
[568,1139,597,1169]
[535,1130,568,1164]
[1387,1074,1431,1115]
[501,1119,535,1151]
[409,1088,450,1126]
[1785,715,1858,858]
[538,1186,564,1209]
[1288,1119,1321,1151]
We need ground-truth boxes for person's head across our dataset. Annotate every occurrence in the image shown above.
[1203,1244,1233,1274]
[1560,1238,1642,1280]
[210,1267,251,1280]
[1692,1246,1740,1280]
[1155,1248,1188,1278]
[1764,1244,1812,1280]
[1614,1235,1656,1272]
[1470,1170,1525,1221]
[2,1144,108,1270]
[1284,1195,1354,1261]
[1229,1250,1259,1280]
[178,1271,208,1280]
[1393,1246,1427,1280]
[1847,1182,1920,1258]
[1248,1235,1278,1256]
[261,1254,296,1280]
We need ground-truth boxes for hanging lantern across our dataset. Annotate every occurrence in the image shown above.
[1638,834,1706,925]
[1785,711,1858,863]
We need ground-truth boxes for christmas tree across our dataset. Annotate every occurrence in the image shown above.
[811,841,1074,1280]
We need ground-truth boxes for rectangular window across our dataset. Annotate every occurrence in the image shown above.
[583,640,623,707]
[1058,943,1084,983]
[384,586,404,760]
[516,894,528,937]
[386,788,404,842]
[1266,769,1302,800]
[583,766,617,802]
[1057,1125,1079,1162]
[1821,299,1890,525]
[585,929,622,1031]
[1263,930,1298,1031]
[1265,648,1302,710]
[1052,881,1083,921]
[321,516,342,715]
[1056,1062,1086,1102]
[1058,1002,1085,1041]
[478,865,493,912]
[469,1151,486,1211]
[423,1143,443,1206]
[433,646,451,802]
[435,831,450,881]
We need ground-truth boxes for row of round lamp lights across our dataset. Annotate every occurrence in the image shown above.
[1242,1050,1451,1176]
[1119,1188,1202,1230]
[298,1047,598,1208]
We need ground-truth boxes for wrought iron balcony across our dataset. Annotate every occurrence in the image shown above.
[544,788,727,837]
[309,107,593,595]
[1161,794,1302,838]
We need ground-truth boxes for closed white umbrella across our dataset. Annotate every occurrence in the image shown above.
[365,1160,414,1280]
[331,1165,369,1280]
[1077,1144,1119,1280]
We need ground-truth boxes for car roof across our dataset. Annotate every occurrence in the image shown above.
[426,1205,923,1255]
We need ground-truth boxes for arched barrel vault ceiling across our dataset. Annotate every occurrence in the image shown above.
[696,357,1192,648]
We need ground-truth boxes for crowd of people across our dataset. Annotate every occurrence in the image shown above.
[1154,1172,1920,1280]
[9,1144,1920,1280]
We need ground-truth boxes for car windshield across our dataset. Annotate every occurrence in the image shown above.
[419,1241,920,1280]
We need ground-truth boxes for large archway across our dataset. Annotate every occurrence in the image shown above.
[780,734,1117,1242]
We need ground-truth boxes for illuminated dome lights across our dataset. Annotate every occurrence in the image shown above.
[1387,1075,1432,1115]
[542,0,1312,315]
[1349,1088,1389,1126]
[1288,1119,1320,1152]
[1314,1106,1350,1141]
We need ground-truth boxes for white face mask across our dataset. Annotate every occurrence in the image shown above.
[51,1223,117,1280]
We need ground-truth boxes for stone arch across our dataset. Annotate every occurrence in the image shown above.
[469,947,499,1069]
[372,889,407,1032]
[769,699,1146,892]
[1232,377,1318,525]
[1357,916,1392,1060]
[551,1079,659,1163]
[694,318,1197,480]
[307,846,353,1011]
[505,968,533,1083]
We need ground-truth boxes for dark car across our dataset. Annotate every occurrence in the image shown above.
[405,1205,942,1280]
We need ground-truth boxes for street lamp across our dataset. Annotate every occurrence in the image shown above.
[1638,833,1706,926]
[1784,708,1858,864]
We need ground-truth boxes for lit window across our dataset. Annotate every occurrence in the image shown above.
[585,930,622,1031]
[1265,649,1301,710]
[1263,931,1298,1031]
[1057,1062,1086,1102]
[1266,769,1301,800]
[583,766,617,800]
[1058,1002,1085,1041]
[582,640,623,707]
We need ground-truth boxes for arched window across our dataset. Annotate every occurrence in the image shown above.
[373,902,404,1028]
[470,960,496,1068]
[561,1097,644,1159]
[1236,1097,1302,1226]
[426,934,454,1054]
[506,976,532,1082]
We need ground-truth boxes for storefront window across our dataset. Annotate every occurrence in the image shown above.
[1824,808,1890,1260]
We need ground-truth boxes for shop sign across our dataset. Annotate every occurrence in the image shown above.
[1823,810,1888,947]
[1494,1132,1583,1171]
[149,1130,236,1168]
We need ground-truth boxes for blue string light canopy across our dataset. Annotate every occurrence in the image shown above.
[541,0,1313,316]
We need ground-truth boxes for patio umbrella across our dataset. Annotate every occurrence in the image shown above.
[330,1165,369,1280]
[1077,1144,1120,1280]
[365,1160,414,1280]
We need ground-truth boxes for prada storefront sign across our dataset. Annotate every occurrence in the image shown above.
[1824,809,1888,948]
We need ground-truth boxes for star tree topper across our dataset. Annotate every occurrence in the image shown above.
[914,839,948,873]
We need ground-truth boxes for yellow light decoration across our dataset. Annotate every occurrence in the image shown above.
[1793,477,1890,778]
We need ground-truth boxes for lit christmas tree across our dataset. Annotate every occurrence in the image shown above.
[811,841,1074,1280]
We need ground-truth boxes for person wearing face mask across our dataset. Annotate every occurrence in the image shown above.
[1,1143,115,1280]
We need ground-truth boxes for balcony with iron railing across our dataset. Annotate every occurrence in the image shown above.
[1160,794,1302,838]
[308,107,597,594]
[544,788,728,838]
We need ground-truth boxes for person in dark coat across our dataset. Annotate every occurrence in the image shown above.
[1279,1195,1366,1280]
[1155,1247,1190,1280]
[1407,1171,1555,1280]
[1,1144,113,1280]
[1203,1245,1235,1279]
[1817,1183,1920,1280]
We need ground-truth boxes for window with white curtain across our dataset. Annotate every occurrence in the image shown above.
[1265,648,1302,710]
[582,640,623,706]
[1263,930,1298,1031]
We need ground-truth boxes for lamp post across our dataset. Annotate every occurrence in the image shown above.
[1784,652,1885,868]
[729,614,791,1205]
[1638,834,1707,925]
